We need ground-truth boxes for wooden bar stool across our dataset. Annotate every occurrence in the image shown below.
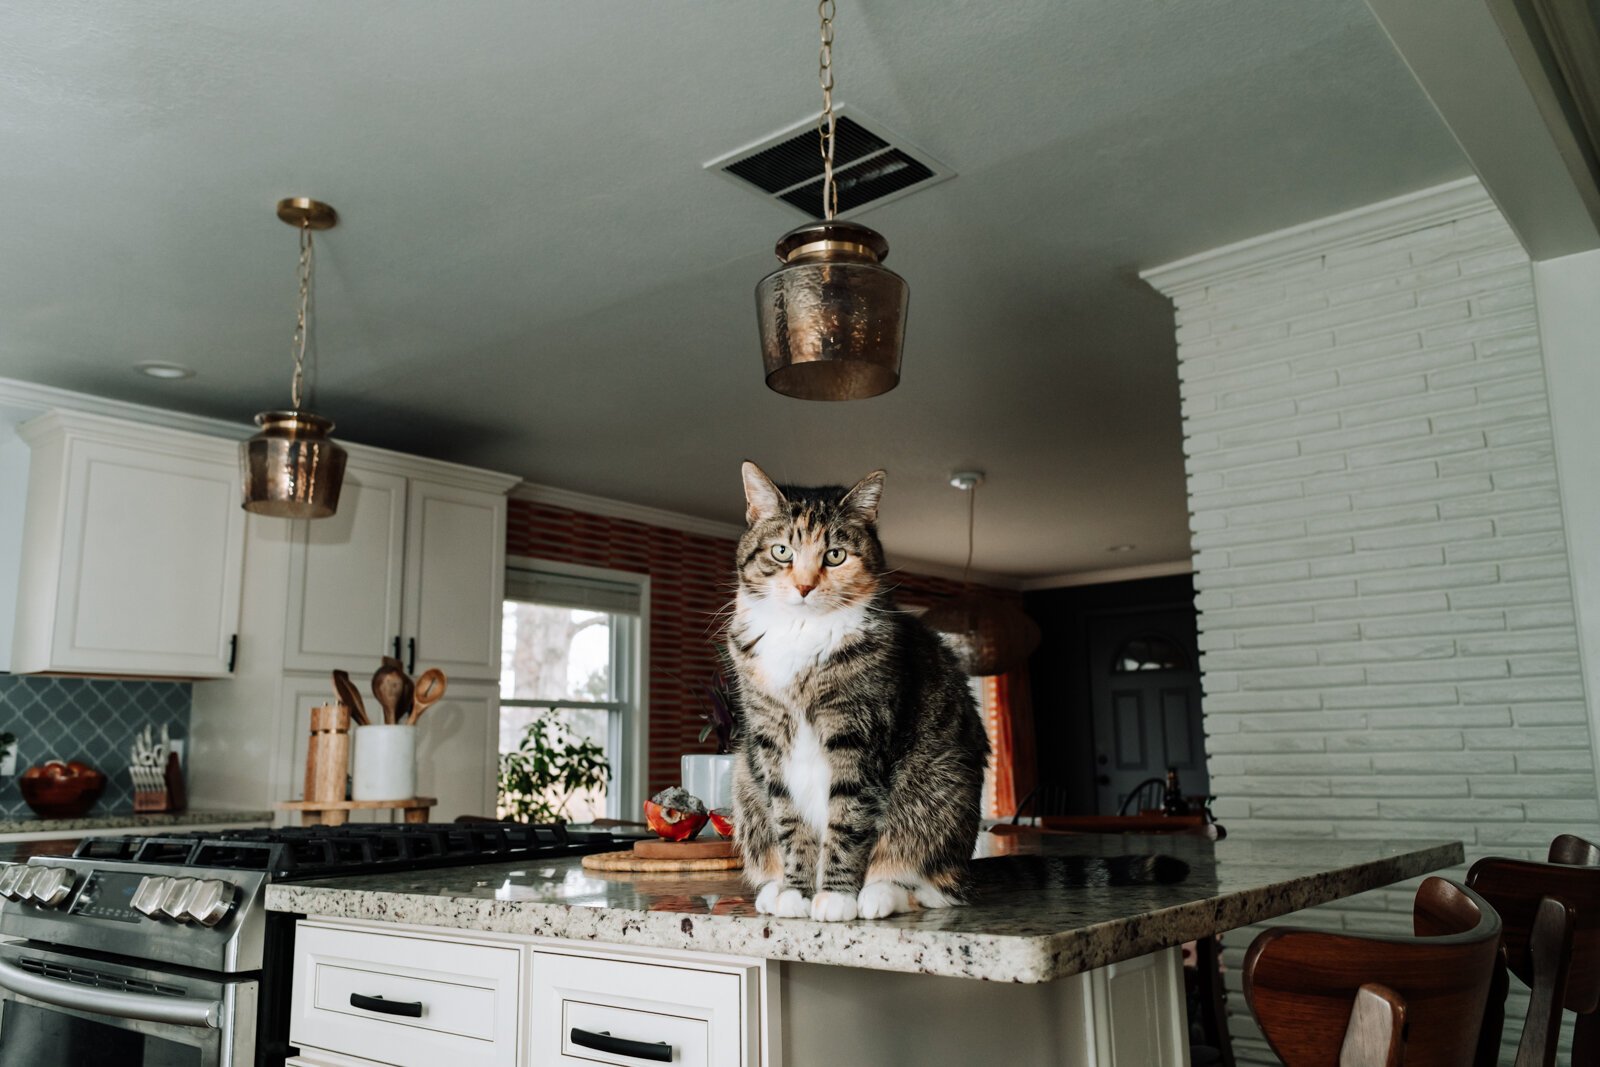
[1243,876,1502,1066]
[1466,840,1600,1066]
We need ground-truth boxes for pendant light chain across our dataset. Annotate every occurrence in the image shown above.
[289,222,314,411]
[817,0,838,220]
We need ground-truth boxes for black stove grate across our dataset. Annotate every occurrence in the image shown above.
[72,823,612,881]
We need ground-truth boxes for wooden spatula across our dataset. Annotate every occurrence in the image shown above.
[332,670,369,726]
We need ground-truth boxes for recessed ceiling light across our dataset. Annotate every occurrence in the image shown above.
[1108,543,1136,553]
[134,361,196,381]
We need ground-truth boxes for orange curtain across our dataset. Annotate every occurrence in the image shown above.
[984,669,1037,818]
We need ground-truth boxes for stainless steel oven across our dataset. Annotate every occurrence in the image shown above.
[0,941,257,1066]
[0,824,610,1066]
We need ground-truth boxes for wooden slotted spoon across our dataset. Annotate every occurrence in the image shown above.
[407,669,447,725]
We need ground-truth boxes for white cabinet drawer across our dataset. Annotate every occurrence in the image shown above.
[291,922,521,1067]
[531,949,761,1066]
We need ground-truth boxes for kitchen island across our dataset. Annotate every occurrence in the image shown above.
[268,833,1461,1066]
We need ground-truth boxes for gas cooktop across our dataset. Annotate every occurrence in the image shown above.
[70,822,615,882]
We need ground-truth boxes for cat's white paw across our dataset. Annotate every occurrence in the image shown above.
[773,888,812,918]
[857,880,911,919]
[754,881,783,915]
[810,890,859,922]
[912,883,958,909]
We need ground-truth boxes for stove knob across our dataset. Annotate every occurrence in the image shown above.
[184,880,235,927]
[132,876,171,918]
[159,878,198,921]
[30,868,74,907]
[0,865,30,901]
[11,869,43,905]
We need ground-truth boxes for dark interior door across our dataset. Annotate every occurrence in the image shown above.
[1089,608,1206,815]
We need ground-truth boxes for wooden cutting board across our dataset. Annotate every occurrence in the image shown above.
[582,839,741,872]
[581,849,744,873]
[632,838,738,860]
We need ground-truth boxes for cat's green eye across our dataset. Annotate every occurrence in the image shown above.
[771,544,794,563]
[824,547,847,566]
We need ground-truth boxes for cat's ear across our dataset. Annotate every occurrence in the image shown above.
[742,461,787,524]
[841,470,886,524]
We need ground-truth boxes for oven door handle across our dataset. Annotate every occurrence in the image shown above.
[0,958,221,1029]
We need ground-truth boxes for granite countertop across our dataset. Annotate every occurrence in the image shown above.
[265,834,1463,983]
[0,809,275,837]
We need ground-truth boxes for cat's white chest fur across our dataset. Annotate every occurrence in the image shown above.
[739,592,867,693]
[783,716,831,848]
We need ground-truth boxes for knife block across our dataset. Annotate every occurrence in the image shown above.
[305,703,351,804]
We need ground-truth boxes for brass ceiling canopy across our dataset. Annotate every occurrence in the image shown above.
[754,0,907,401]
[240,198,348,519]
[923,472,1042,676]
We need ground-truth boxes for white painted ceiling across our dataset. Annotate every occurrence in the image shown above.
[0,1,1468,580]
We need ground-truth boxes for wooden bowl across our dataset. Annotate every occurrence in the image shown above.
[18,761,106,819]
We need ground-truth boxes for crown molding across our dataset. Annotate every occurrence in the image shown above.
[0,377,519,493]
[511,481,748,542]
[0,377,252,440]
[1141,177,1496,297]
[1019,558,1194,593]
[510,481,1023,590]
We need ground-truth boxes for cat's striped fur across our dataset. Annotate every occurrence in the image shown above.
[728,463,989,922]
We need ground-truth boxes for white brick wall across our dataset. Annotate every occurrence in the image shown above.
[1146,181,1596,1065]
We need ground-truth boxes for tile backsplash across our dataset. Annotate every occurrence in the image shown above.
[0,675,191,817]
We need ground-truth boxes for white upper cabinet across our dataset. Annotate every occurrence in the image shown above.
[283,469,508,681]
[284,467,408,674]
[9,410,246,677]
[401,480,507,681]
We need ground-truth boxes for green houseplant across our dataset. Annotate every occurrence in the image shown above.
[498,710,610,824]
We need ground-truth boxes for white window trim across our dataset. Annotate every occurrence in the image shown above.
[504,554,650,820]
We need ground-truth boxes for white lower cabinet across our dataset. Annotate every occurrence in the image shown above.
[530,948,763,1066]
[287,921,773,1067]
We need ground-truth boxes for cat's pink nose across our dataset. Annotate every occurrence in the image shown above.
[795,582,816,598]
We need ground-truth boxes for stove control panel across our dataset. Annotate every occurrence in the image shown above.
[0,865,76,908]
[128,875,236,927]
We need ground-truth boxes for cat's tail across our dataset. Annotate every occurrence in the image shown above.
[970,853,1190,889]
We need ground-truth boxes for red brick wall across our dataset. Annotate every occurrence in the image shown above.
[506,498,1007,796]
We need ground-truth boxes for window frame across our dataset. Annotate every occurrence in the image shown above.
[502,555,649,820]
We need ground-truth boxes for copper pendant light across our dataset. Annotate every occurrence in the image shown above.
[240,198,348,519]
[755,0,907,401]
[923,472,1041,677]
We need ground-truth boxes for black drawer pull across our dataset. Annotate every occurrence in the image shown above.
[570,1027,672,1061]
[350,993,422,1018]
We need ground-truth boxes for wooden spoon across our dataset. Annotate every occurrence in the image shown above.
[332,670,369,726]
[407,668,447,725]
[372,662,407,726]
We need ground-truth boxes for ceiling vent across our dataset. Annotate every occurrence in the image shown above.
[707,108,953,219]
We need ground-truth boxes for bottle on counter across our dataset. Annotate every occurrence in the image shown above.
[1162,766,1187,816]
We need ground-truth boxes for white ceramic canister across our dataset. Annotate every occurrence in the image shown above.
[680,753,735,812]
[351,724,417,801]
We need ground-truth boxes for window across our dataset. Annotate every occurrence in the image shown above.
[1111,633,1190,673]
[499,560,645,822]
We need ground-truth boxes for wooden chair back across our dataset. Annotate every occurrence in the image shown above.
[1549,833,1600,868]
[1243,876,1502,1067]
[1466,850,1600,1065]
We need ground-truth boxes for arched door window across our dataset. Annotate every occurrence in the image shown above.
[1112,633,1190,673]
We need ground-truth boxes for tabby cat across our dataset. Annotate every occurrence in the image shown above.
[727,462,989,921]
[726,462,1189,923]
